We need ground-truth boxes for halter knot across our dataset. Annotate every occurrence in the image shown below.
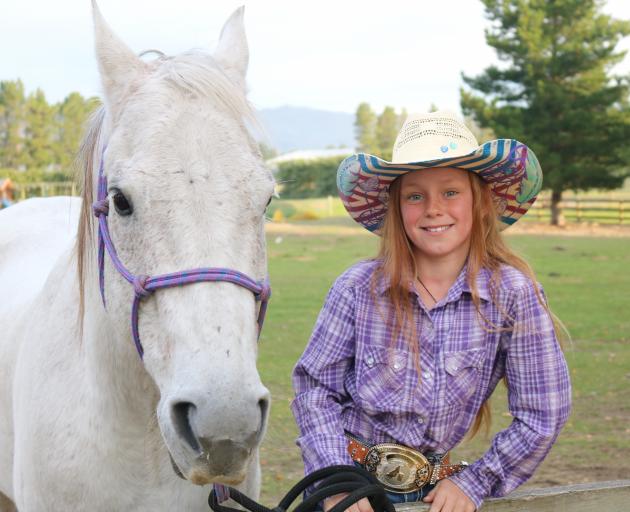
[258,281,271,302]
[92,199,109,217]
[133,275,153,298]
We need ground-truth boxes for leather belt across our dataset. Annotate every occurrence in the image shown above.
[346,436,468,494]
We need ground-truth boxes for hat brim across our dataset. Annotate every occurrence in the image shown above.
[337,139,542,233]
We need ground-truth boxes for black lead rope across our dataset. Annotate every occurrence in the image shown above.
[208,465,395,512]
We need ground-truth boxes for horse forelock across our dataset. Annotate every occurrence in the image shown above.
[155,51,256,122]
[76,105,105,328]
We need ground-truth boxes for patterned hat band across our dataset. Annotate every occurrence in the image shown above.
[337,110,543,234]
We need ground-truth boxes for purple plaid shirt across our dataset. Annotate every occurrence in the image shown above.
[291,259,571,509]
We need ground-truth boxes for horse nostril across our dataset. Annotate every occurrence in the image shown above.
[171,401,201,453]
[258,396,270,431]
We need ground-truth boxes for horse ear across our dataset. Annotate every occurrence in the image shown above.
[91,0,147,119]
[214,6,249,90]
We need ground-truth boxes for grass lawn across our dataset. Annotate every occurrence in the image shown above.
[257,219,630,504]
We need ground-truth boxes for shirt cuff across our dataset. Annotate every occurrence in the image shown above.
[298,432,354,476]
[447,466,489,511]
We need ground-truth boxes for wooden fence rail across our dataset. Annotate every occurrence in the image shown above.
[397,480,630,511]
[13,181,77,200]
[529,197,628,224]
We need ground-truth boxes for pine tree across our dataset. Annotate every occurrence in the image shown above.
[24,89,56,169]
[0,80,27,169]
[461,0,630,225]
[56,92,100,171]
[376,106,400,161]
[354,102,378,154]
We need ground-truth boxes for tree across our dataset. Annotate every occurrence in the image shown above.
[56,92,100,171]
[24,89,56,169]
[376,106,400,161]
[354,102,378,154]
[0,80,27,169]
[355,103,407,160]
[461,0,630,225]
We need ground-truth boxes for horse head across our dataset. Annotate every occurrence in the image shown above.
[82,2,274,487]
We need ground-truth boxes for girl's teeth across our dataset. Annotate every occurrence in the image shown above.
[425,226,450,232]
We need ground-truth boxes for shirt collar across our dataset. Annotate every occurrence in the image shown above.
[374,261,492,303]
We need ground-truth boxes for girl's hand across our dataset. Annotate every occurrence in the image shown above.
[323,493,373,512]
[423,480,476,512]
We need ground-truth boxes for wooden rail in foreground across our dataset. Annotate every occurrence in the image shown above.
[396,480,630,511]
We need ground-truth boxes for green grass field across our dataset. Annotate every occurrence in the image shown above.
[256,219,630,504]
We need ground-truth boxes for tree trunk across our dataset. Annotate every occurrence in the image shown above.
[550,189,565,226]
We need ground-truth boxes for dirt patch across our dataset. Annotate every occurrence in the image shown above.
[523,456,630,489]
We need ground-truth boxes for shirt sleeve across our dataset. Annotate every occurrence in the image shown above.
[291,279,356,476]
[448,281,572,509]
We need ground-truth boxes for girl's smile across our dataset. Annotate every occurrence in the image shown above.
[421,224,454,233]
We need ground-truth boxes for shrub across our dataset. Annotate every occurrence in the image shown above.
[291,210,320,221]
[275,156,350,199]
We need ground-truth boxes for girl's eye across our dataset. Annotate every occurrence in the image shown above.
[445,190,458,198]
[111,189,133,216]
[407,193,423,202]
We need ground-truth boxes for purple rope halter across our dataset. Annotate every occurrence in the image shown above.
[91,151,271,359]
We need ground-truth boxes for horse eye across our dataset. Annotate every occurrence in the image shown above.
[112,190,133,216]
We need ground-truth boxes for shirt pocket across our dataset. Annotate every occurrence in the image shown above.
[442,348,485,406]
[355,346,409,414]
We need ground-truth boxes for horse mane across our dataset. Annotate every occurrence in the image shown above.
[75,50,261,325]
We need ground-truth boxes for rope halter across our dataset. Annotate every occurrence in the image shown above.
[92,151,271,359]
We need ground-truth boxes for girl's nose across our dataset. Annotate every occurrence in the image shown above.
[424,195,443,216]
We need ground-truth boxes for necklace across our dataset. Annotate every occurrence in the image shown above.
[416,276,437,304]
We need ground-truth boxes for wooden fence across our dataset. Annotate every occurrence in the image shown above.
[397,480,630,511]
[529,197,628,224]
[13,181,77,200]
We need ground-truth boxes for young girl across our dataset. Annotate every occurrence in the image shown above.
[291,111,571,512]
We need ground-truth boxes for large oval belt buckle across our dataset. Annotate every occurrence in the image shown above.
[364,444,431,494]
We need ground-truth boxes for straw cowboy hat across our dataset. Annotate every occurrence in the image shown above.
[337,110,542,233]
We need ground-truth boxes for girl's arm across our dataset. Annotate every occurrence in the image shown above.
[448,280,572,509]
[291,281,357,475]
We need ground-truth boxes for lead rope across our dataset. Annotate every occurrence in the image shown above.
[209,465,394,512]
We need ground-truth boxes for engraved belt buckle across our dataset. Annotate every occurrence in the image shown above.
[364,443,431,494]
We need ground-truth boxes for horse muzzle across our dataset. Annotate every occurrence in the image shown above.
[161,389,270,485]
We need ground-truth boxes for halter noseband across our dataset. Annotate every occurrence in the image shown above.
[91,151,271,359]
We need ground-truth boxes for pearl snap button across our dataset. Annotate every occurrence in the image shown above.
[393,363,400,370]
[366,356,374,367]
[417,417,424,424]
[422,372,431,379]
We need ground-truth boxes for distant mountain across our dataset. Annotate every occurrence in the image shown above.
[258,106,356,153]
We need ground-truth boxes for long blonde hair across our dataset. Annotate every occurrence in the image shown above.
[373,171,566,438]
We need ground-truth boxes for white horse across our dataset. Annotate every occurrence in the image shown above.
[0,3,275,511]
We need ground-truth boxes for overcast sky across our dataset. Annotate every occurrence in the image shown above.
[2,0,630,115]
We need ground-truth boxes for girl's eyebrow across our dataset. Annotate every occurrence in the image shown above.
[402,178,464,189]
